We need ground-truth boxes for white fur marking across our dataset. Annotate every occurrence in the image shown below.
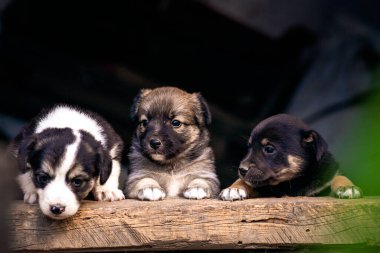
[219,188,247,201]
[335,186,362,199]
[167,172,183,197]
[35,105,106,147]
[109,145,119,159]
[137,187,166,201]
[183,187,208,200]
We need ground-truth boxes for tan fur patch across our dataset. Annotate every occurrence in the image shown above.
[67,165,88,179]
[227,178,255,197]
[330,175,354,192]
[270,155,302,185]
[40,161,55,176]
[261,138,269,145]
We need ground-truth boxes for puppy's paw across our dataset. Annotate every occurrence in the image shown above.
[24,192,38,204]
[335,186,362,199]
[94,189,125,201]
[219,188,247,201]
[137,187,166,201]
[183,187,209,200]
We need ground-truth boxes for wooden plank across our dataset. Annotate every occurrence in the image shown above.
[9,197,380,252]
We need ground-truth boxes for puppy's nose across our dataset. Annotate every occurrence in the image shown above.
[50,204,65,215]
[239,167,248,177]
[150,139,162,149]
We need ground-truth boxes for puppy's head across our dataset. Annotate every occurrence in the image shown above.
[18,128,112,219]
[238,114,328,188]
[130,86,211,165]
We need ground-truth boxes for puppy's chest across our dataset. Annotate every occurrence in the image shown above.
[163,171,189,197]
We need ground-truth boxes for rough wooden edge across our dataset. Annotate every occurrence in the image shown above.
[8,197,380,252]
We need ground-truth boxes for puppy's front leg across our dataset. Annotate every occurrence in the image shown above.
[129,178,166,201]
[183,178,215,200]
[220,179,254,201]
[17,171,38,204]
[331,175,362,199]
[93,160,125,201]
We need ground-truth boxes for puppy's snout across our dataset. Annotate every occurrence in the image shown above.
[50,204,66,215]
[239,167,248,177]
[150,139,162,150]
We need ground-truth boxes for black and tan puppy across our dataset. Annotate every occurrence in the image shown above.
[220,114,362,200]
[125,86,220,200]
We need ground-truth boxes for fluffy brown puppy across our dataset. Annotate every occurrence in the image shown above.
[220,114,362,200]
[125,87,220,200]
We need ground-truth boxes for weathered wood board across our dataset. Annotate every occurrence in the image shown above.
[9,197,380,252]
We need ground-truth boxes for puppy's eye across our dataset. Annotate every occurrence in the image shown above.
[263,144,276,155]
[71,178,84,188]
[171,119,181,127]
[36,173,51,186]
[140,119,148,127]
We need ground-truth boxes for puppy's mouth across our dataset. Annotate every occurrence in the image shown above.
[243,178,270,188]
[143,148,177,164]
[149,153,166,162]
[242,168,301,188]
[239,167,274,188]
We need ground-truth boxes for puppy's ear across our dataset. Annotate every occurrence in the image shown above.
[194,93,212,125]
[96,148,113,185]
[302,130,328,161]
[17,136,37,173]
[130,89,152,121]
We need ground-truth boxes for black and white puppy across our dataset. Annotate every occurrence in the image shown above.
[220,114,362,200]
[8,104,125,219]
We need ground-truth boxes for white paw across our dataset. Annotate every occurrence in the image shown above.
[335,186,362,199]
[183,187,209,200]
[219,188,247,201]
[137,187,166,201]
[24,192,38,204]
[94,189,125,201]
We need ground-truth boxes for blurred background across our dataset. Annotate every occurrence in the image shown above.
[0,0,379,195]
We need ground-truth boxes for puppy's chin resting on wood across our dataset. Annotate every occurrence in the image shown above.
[125,86,220,201]
[220,114,362,201]
[8,104,125,219]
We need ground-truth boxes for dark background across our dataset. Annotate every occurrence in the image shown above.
[0,0,379,193]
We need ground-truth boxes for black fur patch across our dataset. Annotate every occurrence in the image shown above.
[28,128,75,189]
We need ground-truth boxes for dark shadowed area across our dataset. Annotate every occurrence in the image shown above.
[0,0,379,194]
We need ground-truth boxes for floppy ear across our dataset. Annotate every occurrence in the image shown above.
[194,92,212,126]
[302,130,328,161]
[130,89,152,122]
[17,136,37,173]
[96,147,113,185]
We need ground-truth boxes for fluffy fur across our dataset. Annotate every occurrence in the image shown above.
[125,86,220,200]
[9,104,125,219]
[220,114,362,200]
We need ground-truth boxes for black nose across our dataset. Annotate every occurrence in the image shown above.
[150,139,162,149]
[50,204,65,215]
[239,167,248,177]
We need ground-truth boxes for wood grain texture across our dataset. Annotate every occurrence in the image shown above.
[9,197,380,252]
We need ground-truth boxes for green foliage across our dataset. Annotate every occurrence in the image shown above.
[337,67,380,195]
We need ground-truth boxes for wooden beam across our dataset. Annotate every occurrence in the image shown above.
[9,197,380,252]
